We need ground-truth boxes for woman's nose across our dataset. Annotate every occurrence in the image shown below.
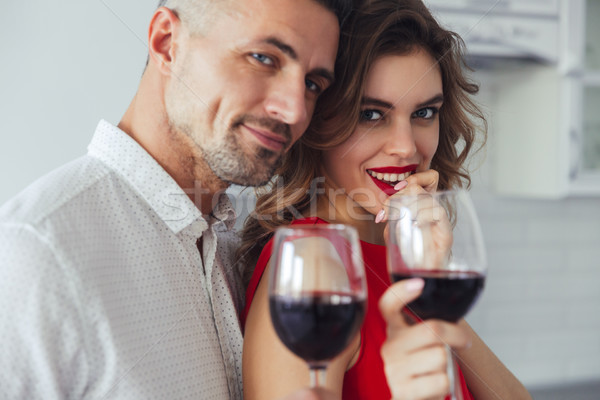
[384,120,417,159]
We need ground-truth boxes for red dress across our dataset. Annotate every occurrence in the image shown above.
[243,217,474,400]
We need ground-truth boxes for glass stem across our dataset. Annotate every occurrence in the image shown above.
[309,366,327,388]
[446,345,464,400]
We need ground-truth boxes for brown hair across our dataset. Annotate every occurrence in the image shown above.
[237,0,486,285]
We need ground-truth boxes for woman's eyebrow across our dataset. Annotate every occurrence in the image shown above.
[415,94,444,109]
[361,97,394,109]
[362,93,444,110]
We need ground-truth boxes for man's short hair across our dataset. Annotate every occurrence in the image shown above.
[157,0,356,32]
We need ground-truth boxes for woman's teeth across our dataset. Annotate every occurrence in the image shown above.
[367,170,411,185]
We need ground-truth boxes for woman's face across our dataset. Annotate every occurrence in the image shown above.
[321,49,443,217]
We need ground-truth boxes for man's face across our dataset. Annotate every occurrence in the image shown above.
[164,0,340,186]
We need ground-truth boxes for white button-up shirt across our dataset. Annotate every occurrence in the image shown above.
[0,120,244,399]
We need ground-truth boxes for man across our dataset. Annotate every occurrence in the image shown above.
[0,0,349,398]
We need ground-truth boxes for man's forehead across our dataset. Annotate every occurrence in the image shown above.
[210,0,339,62]
[239,0,339,23]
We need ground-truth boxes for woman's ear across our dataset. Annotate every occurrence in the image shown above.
[147,7,181,75]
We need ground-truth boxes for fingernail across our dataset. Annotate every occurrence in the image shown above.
[394,180,408,191]
[405,278,424,292]
[375,209,385,223]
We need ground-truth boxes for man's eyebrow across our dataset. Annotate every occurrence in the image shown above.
[264,37,335,84]
[311,68,335,85]
[264,37,297,60]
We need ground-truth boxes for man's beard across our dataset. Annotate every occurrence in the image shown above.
[201,115,292,187]
[202,130,282,187]
[164,73,292,187]
[163,59,293,187]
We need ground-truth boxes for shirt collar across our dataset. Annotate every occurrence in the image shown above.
[211,193,237,231]
[87,120,236,234]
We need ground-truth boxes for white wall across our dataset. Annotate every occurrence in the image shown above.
[2,1,600,391]
[466,70,600,389]
[0,1,156,204]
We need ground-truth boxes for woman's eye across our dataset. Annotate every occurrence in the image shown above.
[360,109,383,121]
[413,107,437,119]
[251,53,274,66]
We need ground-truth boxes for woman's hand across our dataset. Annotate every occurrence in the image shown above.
[377,169,439,225]
[399,169,440,195]
[378,279,471,400]
[381,169,451,269]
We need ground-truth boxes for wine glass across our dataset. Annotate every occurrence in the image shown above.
[386,189,487,400]
[269,224,367,388]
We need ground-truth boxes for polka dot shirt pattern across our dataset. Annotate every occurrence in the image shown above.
[0,120,244,399]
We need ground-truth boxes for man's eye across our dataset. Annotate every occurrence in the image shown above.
[305,79,322,95]
[413,107,437,119]
[251,53,274,65]
[360,109,383,121]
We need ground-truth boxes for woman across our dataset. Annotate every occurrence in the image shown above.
[239,0,531,399]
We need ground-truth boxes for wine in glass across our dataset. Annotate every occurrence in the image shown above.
[269,224,367,387]
[386,189,487,400]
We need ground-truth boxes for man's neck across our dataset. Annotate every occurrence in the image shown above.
[118,79,228,215]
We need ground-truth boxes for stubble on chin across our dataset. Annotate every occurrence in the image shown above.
[165,102,287,187]
[202,131,283,187]
[222,114,291,186]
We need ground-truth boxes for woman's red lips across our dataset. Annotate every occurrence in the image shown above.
[369,175,398,196]
[368,165,418,174]
[367,165,417,196]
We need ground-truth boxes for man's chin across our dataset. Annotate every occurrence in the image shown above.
[206,145,282,187]
[215,161,277,187]
[227,156,281,187]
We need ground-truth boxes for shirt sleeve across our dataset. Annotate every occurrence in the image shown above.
[0,223,89,399]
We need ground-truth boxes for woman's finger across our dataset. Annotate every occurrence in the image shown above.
[403,169,439,194]
[378,279,425,330]
[376,169,439,224]
[381,319,471,353]
[385,370,449,400]
[383,343,448,377]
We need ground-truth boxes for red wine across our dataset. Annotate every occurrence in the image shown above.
[269,293,366,363]
[391,270,485,322]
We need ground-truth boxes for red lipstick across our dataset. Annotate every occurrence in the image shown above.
[367,164,417,196]
[368,165,418,174]
[369,175,397,196]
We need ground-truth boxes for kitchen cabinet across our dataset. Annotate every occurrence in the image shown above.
[425,0,600,198]
[576,0,600,194]
[486,0,600,197]
[424,0,560,62]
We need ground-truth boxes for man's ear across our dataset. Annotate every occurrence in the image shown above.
[148,7,181,75]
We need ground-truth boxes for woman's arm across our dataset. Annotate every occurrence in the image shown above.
[243,259,360,400]
[456,321,532,400]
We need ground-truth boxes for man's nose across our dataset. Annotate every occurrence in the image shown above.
[264,75,309,127]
